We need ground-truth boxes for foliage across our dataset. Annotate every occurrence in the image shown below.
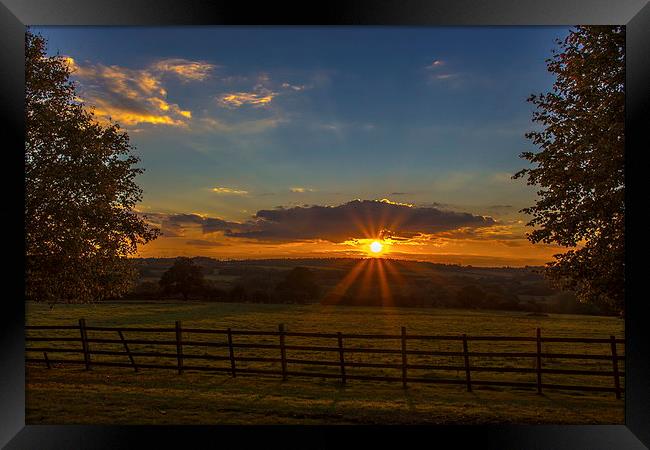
[159,257,205,300]
[455,285,485,309]
[275,267,320,304]
[514,26,625,313]
[25,31,159,304]
[229,284,248,302]
[123,258,612,315]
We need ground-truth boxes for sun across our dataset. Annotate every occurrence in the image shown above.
[370,241,383,254]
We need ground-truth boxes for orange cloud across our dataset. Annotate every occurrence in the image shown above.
[136,209,568,267]
[217,88,277,108]
[151,58,216,81]
[63,56,200,128]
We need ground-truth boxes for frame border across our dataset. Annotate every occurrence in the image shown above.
[1,1,648,448]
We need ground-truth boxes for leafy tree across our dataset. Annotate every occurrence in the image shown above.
[25,31,159,305]
[159,257,204,300]
[514,26,624,314]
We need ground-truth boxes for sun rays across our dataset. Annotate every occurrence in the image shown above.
[322,257,406,310]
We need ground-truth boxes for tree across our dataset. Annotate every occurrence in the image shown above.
[229,284,248,302]
[275,267,320,304]
[159,258,204,300]
[25,31,159,305]
[513,26,624,314]
[455,285,485,309]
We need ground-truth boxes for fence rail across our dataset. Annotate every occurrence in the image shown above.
[25,320,625,398]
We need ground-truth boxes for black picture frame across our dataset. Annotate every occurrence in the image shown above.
[1,1,648,448]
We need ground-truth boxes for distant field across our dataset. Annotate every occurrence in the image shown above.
[25,302,625,425]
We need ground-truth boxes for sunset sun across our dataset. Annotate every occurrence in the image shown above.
[370,241,383,254]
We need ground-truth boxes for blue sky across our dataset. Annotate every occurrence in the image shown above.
[33,26,571,265]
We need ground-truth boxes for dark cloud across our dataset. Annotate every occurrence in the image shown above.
[185,239,226,247]
[140,212,241,237]
[227,199,495,243]
[144,199,496,244]
[202,217,241,234]
[417,201,452,209]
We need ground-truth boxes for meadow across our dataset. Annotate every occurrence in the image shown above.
[25,301,625,424]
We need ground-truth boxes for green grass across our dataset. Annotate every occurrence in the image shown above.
[25,302,625,425]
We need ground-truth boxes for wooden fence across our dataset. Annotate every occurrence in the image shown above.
[25,319,625,398]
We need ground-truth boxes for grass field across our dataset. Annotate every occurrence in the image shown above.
[25,301,625,425]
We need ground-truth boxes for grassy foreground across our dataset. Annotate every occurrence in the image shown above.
[26,302,624,425]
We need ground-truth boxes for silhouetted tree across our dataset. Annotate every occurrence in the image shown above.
[275,267,320,303]
[514,26,624,314]
[455,285,485,309]
[126,281,161,300]
[159,258,204,300]
[25,31,159,305]
[229,284,248,302]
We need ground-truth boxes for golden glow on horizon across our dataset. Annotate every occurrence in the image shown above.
[136,213,571,267]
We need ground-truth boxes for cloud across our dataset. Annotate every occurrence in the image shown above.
[281,82,306,91]
[199,116,285,134]
[212,187,249,195]
[142,212,242,237]
[217,87,277,108]
[426,59,446,69]
[228,199,496,243]
[185,239,226,247]
[140,212,202,237]
[151,58,215,81]
[63,56,206,127]
[143,200,496,244]
[290,187,314,193]
[434,73,457,80]
[424,59,462,84]
[216,73,307,109]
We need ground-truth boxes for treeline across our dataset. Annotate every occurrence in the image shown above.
[126,258,318,305]
[123,257,613,316]
[321,284,604,315]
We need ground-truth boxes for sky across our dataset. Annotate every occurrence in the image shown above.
[34,26,572,266]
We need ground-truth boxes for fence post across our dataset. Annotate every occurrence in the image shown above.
[536,328,543,394]
[79,318,91,370]
[175,320,183,375]
[279,324,287,381]
[462,334,471,392]
[401,326,408,388]
[227,328,236,378]
[43,351,51,369]
[610,335,621,400]
[337,332,346,385]
[118,330,138,372]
